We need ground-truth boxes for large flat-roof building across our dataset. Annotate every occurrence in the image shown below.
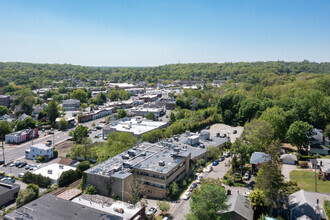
[103,118,167,138]
[85,131,229,201]
[62,99,80,111]
[131,107,165,117]
[0,181,20,207]
[4,194,123,220]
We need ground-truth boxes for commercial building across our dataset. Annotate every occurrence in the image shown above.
[108,83,138,89]
[131,107,165,117]
[78,107,114,123]
[25,143,54,161]
[85,131,229,201]
[62,99,80,111]
[4,194,123,220]
[0,95,10,107]
[103,118,167,138]
[0,181,20,207]
[125,88,145,95]
[5,129,39,144]
[32,163,76,184]
[139,94,160,103]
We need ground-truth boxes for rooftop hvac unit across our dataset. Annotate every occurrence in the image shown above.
[127,150,136,156]
[199,144,205,149]
[47,169,53,174]
[173,147,180,152]
[159,161,165,166]
[140,151,146,157]
[123,162,132,168]
[59,164,64,169]
[122,154,130,160]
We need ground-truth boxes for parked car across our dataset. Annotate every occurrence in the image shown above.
[204,166,213,173]
[243,192,250,198]
[212,160,219,166]
[225,151,231,157]
[196,176,203,184]
[146,207,157,216]
[215,133,220,137]
[205,126,210,130]
[18,162,27,168]
[233,130,237,134]
[189,182,198,192]
[219,156,225,162]
[0,160,4,165]
[220,134,227,138]
[48,130,54,134]
[182,192,191,200]
[244,171,250,180]
[15,161,22,167]
[18,173,24,178]
[25,165,31,170]
[9,162,16,167]
[46,140,52,145]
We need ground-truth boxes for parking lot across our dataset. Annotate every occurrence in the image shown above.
[0,157,61,178]
[209,123,243,143]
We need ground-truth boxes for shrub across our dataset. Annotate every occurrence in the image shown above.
[54,150,58,158]
[83,184,97,195]
[26,184,39,198]
[22,172,51,188]
[298,155,314,161]
[75,161,90,178]
[37,156,45,162]
[58,169,77,187]
[299,161,309,168]
[16,188,37,207]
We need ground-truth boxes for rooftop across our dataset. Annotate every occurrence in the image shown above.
[219,194,254,220]
[32,163,75,182]
[0,181,20,195]
[72,194,143,220]
[30,143,54,150]
[4,194,123,220]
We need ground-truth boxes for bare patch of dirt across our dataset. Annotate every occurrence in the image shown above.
[55,140,74,158]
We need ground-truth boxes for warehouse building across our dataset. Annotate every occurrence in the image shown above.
[0,181,20,207]
[5,129,39,144]
[103,117,167,138]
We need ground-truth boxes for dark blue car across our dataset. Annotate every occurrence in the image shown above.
[212,160,219,166]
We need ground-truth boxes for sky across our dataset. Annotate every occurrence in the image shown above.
[0,0,329,66]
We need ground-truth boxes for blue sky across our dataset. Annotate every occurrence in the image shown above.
[0,0,329,66]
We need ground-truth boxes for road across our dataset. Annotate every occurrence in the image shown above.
[0,116,109,164]
[170,156,252,220]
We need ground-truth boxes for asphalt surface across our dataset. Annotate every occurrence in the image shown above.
[0,116,110,164]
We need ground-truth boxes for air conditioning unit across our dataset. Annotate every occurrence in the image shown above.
[159,161,165,166]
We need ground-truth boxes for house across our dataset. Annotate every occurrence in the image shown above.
[312,159,330,180]
[280,154,298,165]
[0,114,15,122]
[218,194,254,220]
[0,95,10,107]
[17,113,29,121]
[25,143,54,161]
[62,99,80,111]
[0,181,20,207]
[288,190,325,220]
[250,152,270,174]
[309,128,329,156]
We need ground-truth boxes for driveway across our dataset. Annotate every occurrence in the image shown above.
[281,164,297,181]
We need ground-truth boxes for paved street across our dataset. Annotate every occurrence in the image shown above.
[0,116,110,164]
[169,156,253,220]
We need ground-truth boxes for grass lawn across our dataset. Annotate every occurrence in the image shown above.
[290,170,330,193]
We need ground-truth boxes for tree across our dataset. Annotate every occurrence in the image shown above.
[260,106,287,140]
[324,124,330,139]
[168,182,180,199]
[186,182,228,220]
[58,169,77,187]
[170,112,176,123]
[84,184,97,194]
[128,178,145,204]
[116,109,127,119]
[249,189,267,214]
[21,96,35,115]
[26,183,39,198]
[238,98,261,123]
[58,118,68,130]
[71,89,87,103]
[80,103,88,110]
[16,188,37,207]
[286,121,313,151]
[255,141,284,208]
[206,146,221,161]
[45,100,60,125]
[0,106,8,116]
[196,159,205,168]
[16,116,37,130]
[157,201,170,214]
[71,125,88,144]
[146,112,156,121]
[0,121,12,163]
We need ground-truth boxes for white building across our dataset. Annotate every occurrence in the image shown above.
[131,107,165,117]
[25,143,54,161]
[103,117,167,137]
[32,163,76,184]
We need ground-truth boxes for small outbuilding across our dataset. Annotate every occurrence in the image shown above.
[280,154,298,165]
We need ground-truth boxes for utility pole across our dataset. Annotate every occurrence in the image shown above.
[314,162,317,192]
[2,134,5,165]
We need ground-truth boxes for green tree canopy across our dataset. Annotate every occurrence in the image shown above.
[260,106,287,140]
[0,106,8,116]
[70,125,89,144]
[286,121,313,151]
[16,116,37,130]
[146,112,156,121]
[72,89,87,103]
[45,100,60,125]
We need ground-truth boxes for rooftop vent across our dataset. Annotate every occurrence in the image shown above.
[173,147,180,152]
[199,144,205,148]
[122,154,130,160]
[123,162,132,168]
[47,169,53,174]
[59,164,64,169]
[159,161,165,166]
